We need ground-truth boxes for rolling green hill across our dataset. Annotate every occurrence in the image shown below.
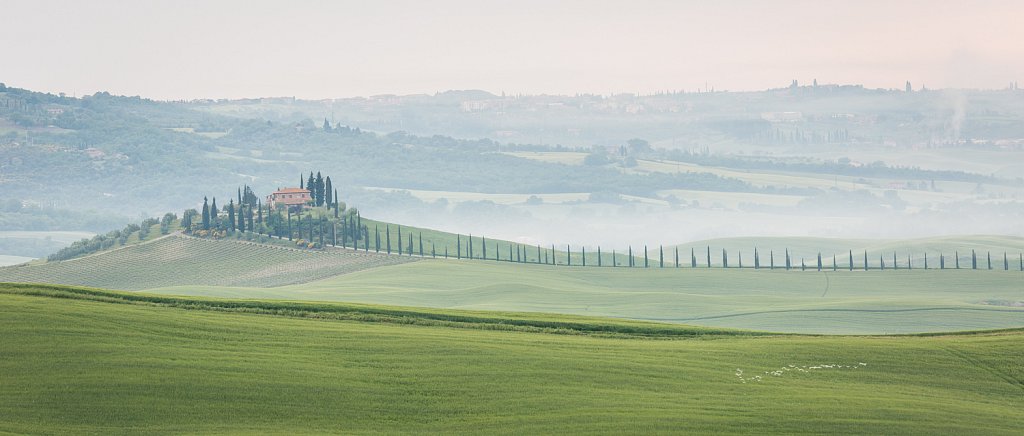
[1,284,1022,434]
[145,260,1024,335]
[4,233,1022,334]
[675,235,1024,268]
[0,234,415,290]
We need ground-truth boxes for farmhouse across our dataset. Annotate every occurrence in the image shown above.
[266,187,311,209]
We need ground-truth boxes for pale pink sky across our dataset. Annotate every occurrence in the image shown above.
[2,0,1021,99]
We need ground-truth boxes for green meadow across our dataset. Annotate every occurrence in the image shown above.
[1,284,1022,434]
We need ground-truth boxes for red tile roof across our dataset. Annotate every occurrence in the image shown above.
[273,188,310,194]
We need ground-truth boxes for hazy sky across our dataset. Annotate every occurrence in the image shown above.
[2,0,1021,100]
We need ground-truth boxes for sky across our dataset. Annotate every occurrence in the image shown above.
[2,0,1021,100]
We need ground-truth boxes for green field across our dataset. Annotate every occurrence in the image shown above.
[145,260,1024,335]
[1,284,1022,434]
[4,233,1022,335]
[0,234,415,290]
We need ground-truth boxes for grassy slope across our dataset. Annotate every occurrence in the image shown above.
[677,235,1024,267]
[0,235,415,290]
[1,284,1022,434]
[147,259,1024,335]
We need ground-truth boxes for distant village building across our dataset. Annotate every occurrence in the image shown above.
[266,187,311,209]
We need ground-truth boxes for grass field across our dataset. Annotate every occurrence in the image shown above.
[1,284,1022,434]
[4,233,1022,334]
[145,258,1024,335]
[0,234,415,290]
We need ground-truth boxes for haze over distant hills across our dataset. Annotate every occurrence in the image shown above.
[3,81,1024,249]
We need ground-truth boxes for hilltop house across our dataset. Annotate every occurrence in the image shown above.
[266,187,311,209]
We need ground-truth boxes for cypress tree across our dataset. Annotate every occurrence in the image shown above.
[675,247,679,268]
[342,217,348,247]
[318,217,324,247]
[801,258,806,271]
[509,244,513,262]
[202,197,210,230]
[398,227,403,255]
[987,251,992,270]
[706,246,711,268]
[482,236,486,259]
[287,209,292,240]
[445,246,448,259]
[817,253,822,271]
[721,248,727,268]
[864,251,868,271]
[374,225,380,252]
[956,251,960,269]
[456,235,461,259]
[691,248,697,268]
[419,234,424,257]
[754,248,760,269]
[972,250,977,270]
[237,187,242,205]
[210,198,218,228]
[582,246,586,266]
[567,244,571,266]
[432,242,436,258]
[849,250,853,271]
[307,173,315,201]
[238,206,246,232]
[739,251,743,268]
[468,234,473,259]
[628,246,633,267]
[659,245,664,268]
[407,233,413,256]
[537,245,541,264]
[228,200,236,231]
[598,246,602,267]
[325,177,332,207]
[300,173,304,190]
[612,250,617,267]
[307,214,313,242]
[771,250,775,270]
[257,200,263,225]
[880,254,885,271]
[1004,252,1009,271]
[833,254,837,271]
[907,253,912,270]
[924,253,928,269]
[386,226,392,254]
[314,172,324,206]
[785,249,791,270]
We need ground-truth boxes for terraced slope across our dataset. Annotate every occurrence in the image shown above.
[0,235,415,290]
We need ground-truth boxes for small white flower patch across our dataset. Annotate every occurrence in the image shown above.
[736,362,867,383]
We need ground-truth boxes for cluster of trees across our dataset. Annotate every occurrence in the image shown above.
[47,222,145,261]
[300,172,335,208]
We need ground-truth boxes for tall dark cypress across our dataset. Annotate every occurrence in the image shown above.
[210,198,218,228]
[397,227,403,256]
[972,250,977,270]
[468,235,473,259]
[706,246,711,268]
[864,251,868,271]
[817,253,822,271]
[675,247,679,268]
[456,235,461,259]
[659,245,664,268]
[325,177,333,207]
[691,248,697,268]
[228,200,236,231]
[721,248,727,268]
[406,233,413,256]
[849,250,854,271]
[386,226,392,254]
[374,225,380,252]
[482,236,486,259]
[754,248,760,269]
[598,246,602,267]
[785,249,791,270]
[1004,252,1009,271]
[300,173,304,190]
[419,234,424,256]
[628,246,633,267]
[987,252,992,270]
[567,244,571,266]
[202,197,210,230]
[956,251,960,269]
[643,245,648,268]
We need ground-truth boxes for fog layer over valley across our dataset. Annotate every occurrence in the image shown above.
[2,83,1024,257]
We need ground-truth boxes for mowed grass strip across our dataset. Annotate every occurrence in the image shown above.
[1,285,1023,434]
